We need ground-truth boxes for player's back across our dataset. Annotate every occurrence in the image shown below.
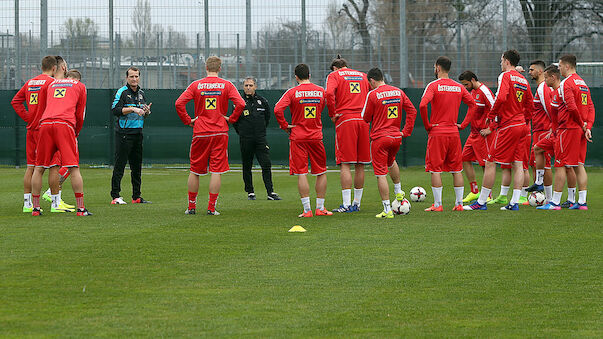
[364,84,406,139]
[326,68,369,119]
[564,73,594,125]
[557,77,583,130]
[494,70,532,126]
[279,83,326,140]
[532,82,552,131]
[13,74,54,130]
[422,78,465,135]
[188,76,238,135]
[41,79,86,127]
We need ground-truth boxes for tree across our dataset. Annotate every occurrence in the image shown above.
[518,0,602,61]
[340,0,371,58]
[324,1,353,51]
[64,17,98,49]
[132,0,152,43]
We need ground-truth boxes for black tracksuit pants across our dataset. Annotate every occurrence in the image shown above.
[111,132,143,199]
[240,136,274,194]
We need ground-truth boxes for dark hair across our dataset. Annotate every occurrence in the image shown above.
[126,66,140,77]
[530,60,546,69]
[67,69,82,80]
[544,64,560,77]
[458,70,478,82]
[330,54,348,71]
[559,54,577,68]
[54,55,66,67]
[41,55,58,71]
[503,49,521,66]
[367,67,384,82]
[295,63,310,80]
[436,56,452,72]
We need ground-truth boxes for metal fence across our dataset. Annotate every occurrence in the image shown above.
[1,0,601,90]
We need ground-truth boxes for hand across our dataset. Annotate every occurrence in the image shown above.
[133,107,145,116]
[142,103,152,116]
[286,124,295,135]
[401,132,405,138]
[585,128,592,142]
[331,114,341,123]
[224,115,230,123]
[189,117,197,127]
[480,128,491,137]
[515,65,525,73]
[456,123,462,130]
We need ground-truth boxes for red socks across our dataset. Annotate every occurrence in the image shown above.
[75,192,84,210]
[188,192,198,209]
[32,194,40,209]
[58,167,70,180]
[208,193,219,212]
[470,181,479,194]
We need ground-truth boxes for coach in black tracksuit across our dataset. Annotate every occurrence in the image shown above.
[234,77,281,201]
[110,67,151,204]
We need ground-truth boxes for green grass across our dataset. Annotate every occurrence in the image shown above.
[1,166,602,337]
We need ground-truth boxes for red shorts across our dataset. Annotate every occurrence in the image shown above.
[462,133,488,167]
[488,123,528,166]
[334,118,370,164]
[425,134,463,173]
[26,129,38,166]
[190,133,229,175]
[35,121,79,168]
[556,129,583,167]
[521,131,531,170]
[531,130,552,169]
[371,136,402,176]
[289,139,327,175]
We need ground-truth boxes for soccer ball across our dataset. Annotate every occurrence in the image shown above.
[528,192,546,207]
[409,186,427,202]
[392,198,411,215]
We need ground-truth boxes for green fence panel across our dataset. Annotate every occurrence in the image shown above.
[1,87,602,167]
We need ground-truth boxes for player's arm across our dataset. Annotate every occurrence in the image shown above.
[419,85,434,131]
[563,83,585,128]
[550,98,559,134]
[458,87,477,130]
[523,86,534,124]
[401,93,417,137]
[11,86,29,123]
[175,84,195,126]
[540,85,553,119]
[325,73,338,119]
[586,91,595,130]
[226,84,245,124]
[360,92,373,124]
[273,90,292,131]
[75,86,88,136]
[488,74,509,121]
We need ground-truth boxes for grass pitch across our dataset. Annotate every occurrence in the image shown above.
[1,166,602,337]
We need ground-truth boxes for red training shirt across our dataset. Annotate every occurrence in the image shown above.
[532,81,553,132]
[488,70,534,127]
[361,84,417,140]
[559,73,595,130]
[40,79,87,135]
[274,82,326,141]
[175,76,245,136]
[11,73,54,130]
[325,68,370,122]
[419,78,476,136]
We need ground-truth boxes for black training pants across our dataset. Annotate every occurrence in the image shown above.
[240,137,274,194]
[111,132,143,199]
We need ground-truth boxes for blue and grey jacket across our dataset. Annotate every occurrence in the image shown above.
[112,85,147,134]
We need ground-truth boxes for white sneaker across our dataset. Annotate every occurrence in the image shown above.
[111,197,127,205]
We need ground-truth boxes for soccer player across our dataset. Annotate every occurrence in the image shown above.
[538,55,595,210]
[524,61,553,201]
[466,50,534,211]
[361,67,417,218]
[457,71,495,203]
[11,55,74,213]
[175,56,245,215]
[419,56,477,211]
[30,70,90,216]
[325,56,371,212]
[274,64,333,218]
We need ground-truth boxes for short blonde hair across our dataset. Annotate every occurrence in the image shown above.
[205,56,222,72]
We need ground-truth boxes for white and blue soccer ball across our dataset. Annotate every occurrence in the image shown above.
[392,198,411,215]
[409,186,427,202]
[528,192,546,207]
